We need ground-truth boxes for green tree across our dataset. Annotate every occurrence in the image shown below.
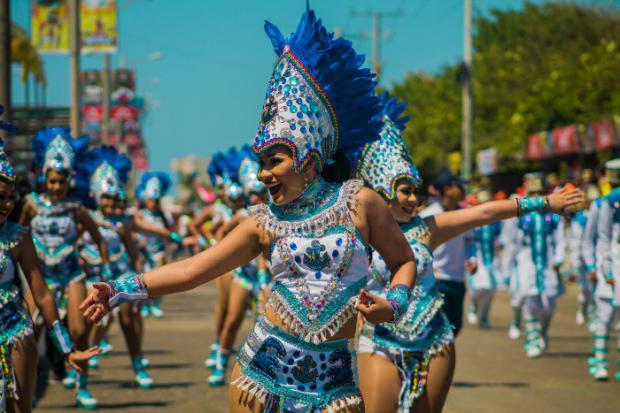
[391,2,620,175]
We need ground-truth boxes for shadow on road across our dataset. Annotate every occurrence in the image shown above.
[542,351,590,358]
[96,401,171,409]
[146,362,194,369]
[453,381,529,388]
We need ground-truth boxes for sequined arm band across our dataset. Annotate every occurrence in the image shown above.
[106,273,149,308]
[516,196,550,217]
[386,284,412,323]
[257,269,271,287]
[169,232,183,244]
[50,320,75,355]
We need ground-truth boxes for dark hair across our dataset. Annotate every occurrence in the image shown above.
[321,150,352,183]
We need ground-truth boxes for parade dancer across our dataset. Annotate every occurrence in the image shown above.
[75,146,154,389]
[499,202,523,340]
[589,159,620,381]
[207,146,271,386]
[133,172,180,319]
[20,127,109,409]
[81,6,422,412]
[0,115,98,412]
[503,174,568,358]
[200,152,236,370]
[466,190,502,329]
[568,201,593,327]
[354,95,584,413]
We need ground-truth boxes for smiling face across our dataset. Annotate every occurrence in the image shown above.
[0,180,17,225]
[257,147,316,206]
[388,179,419,223]
[99,194,117,216]
[45,169,70,201]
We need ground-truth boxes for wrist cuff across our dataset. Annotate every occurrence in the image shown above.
[108,273,149,308]
[50,320,75,355]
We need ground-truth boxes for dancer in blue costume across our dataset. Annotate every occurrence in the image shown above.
[589,159,620,381]
[465,190,502,329]
[81,5,421,412]
[207,146,271,386]
[74,146,154,389]
[354,94,584,413]
[133,171,182,319]
[503,174,568,359]
[0,112,98,413]
[19,127,108,410]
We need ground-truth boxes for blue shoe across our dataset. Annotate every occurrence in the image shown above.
[76,388,97,410]
[587,356,598,366]
[140,305,150,318]
[63,369,77,389]
[135,370,154,389]
[205,342,220,369]
[140,355,150,369]
[99,338,113,356]
[150,304,164,319]
[88,355,100,369]
[207,367,226,386]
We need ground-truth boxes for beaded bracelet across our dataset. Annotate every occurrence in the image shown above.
[386,284,412,323]
[516,195,550,217]
[50,320,75,355]
[107,273,149,308]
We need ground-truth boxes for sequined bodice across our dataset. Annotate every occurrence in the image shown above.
[251,179,368,344]
[28,193,80,263]
[368,216,433,297]
[139,209,166,255]
[0,222,25,286]
[81,210,127,265]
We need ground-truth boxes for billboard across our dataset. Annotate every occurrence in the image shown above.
[31,0,70,53]
[81,0,118,53]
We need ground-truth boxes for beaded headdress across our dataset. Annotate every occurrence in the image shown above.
[75,146,132,207]
[238,145,264,195]
[136,171,171,201]
[0,105,16,183]
[253,5,382,173]
[356,93,420,200]
[33,127,89,173]
[221,147,245,200]
[207,152,226,189]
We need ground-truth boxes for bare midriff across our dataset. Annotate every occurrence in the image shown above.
[265,304,358,341]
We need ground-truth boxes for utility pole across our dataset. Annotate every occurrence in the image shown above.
[461,0,473,181]
[350,8,402,83]
[69,0,81,133]
[0,0,10,119]
[101,54,111,144]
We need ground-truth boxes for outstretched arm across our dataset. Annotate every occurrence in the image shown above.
[426,189,584,250]
[76,206,110,263]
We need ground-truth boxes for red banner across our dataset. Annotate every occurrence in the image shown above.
[552,125,578,155]
[526,132,545,161]
[591,119,617,151]
[123,133,142,148]
[111,105,139,121]
[82,105,103,121]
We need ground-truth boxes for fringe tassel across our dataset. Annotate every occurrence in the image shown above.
[231,374,270,404]
[269,291,358,344]
[325,394,363,413]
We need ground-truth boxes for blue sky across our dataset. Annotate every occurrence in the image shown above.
[10,0,549,173]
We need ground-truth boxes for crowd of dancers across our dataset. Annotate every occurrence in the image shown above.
[0,3,618,413]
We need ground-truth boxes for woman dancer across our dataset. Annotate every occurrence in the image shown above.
[20,127,109,409]
[207,146,270,386]
[465,191,502,329]
[354,95,584,413]
[503,174,567,358]
[75,146,153,389]
[82,6,418,412]
[133,172,181,319]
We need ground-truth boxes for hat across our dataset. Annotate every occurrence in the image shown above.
[75,145,132,207]
[605,158,620,186]
[523,172,545,194]
[33,127,89,173]
[434,170,464,190]
[476,190,492,204]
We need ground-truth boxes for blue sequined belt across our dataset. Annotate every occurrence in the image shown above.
[234,317,362,413]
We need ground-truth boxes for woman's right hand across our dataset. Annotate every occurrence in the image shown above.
[548,187,585,214]
[80,283,112,323]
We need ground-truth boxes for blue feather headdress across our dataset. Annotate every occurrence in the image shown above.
[75,146,132,207]
[207,152,226,188]
[356,93,421,201]
[136,171,171,201]
[33,127,90,174]
[0,105,16,183]
[238,144,264,195]
[221,147,245,200]
[253,5,382,173]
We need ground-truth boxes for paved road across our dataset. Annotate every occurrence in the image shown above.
[35,284,619,413]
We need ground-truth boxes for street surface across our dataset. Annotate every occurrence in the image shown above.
[36,284,620,413]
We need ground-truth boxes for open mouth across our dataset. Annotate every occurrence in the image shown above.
[402,206,414,214]
[268,184,282,197]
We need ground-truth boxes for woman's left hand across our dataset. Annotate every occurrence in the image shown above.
[66,347,102,373]
[356,290,394,324]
